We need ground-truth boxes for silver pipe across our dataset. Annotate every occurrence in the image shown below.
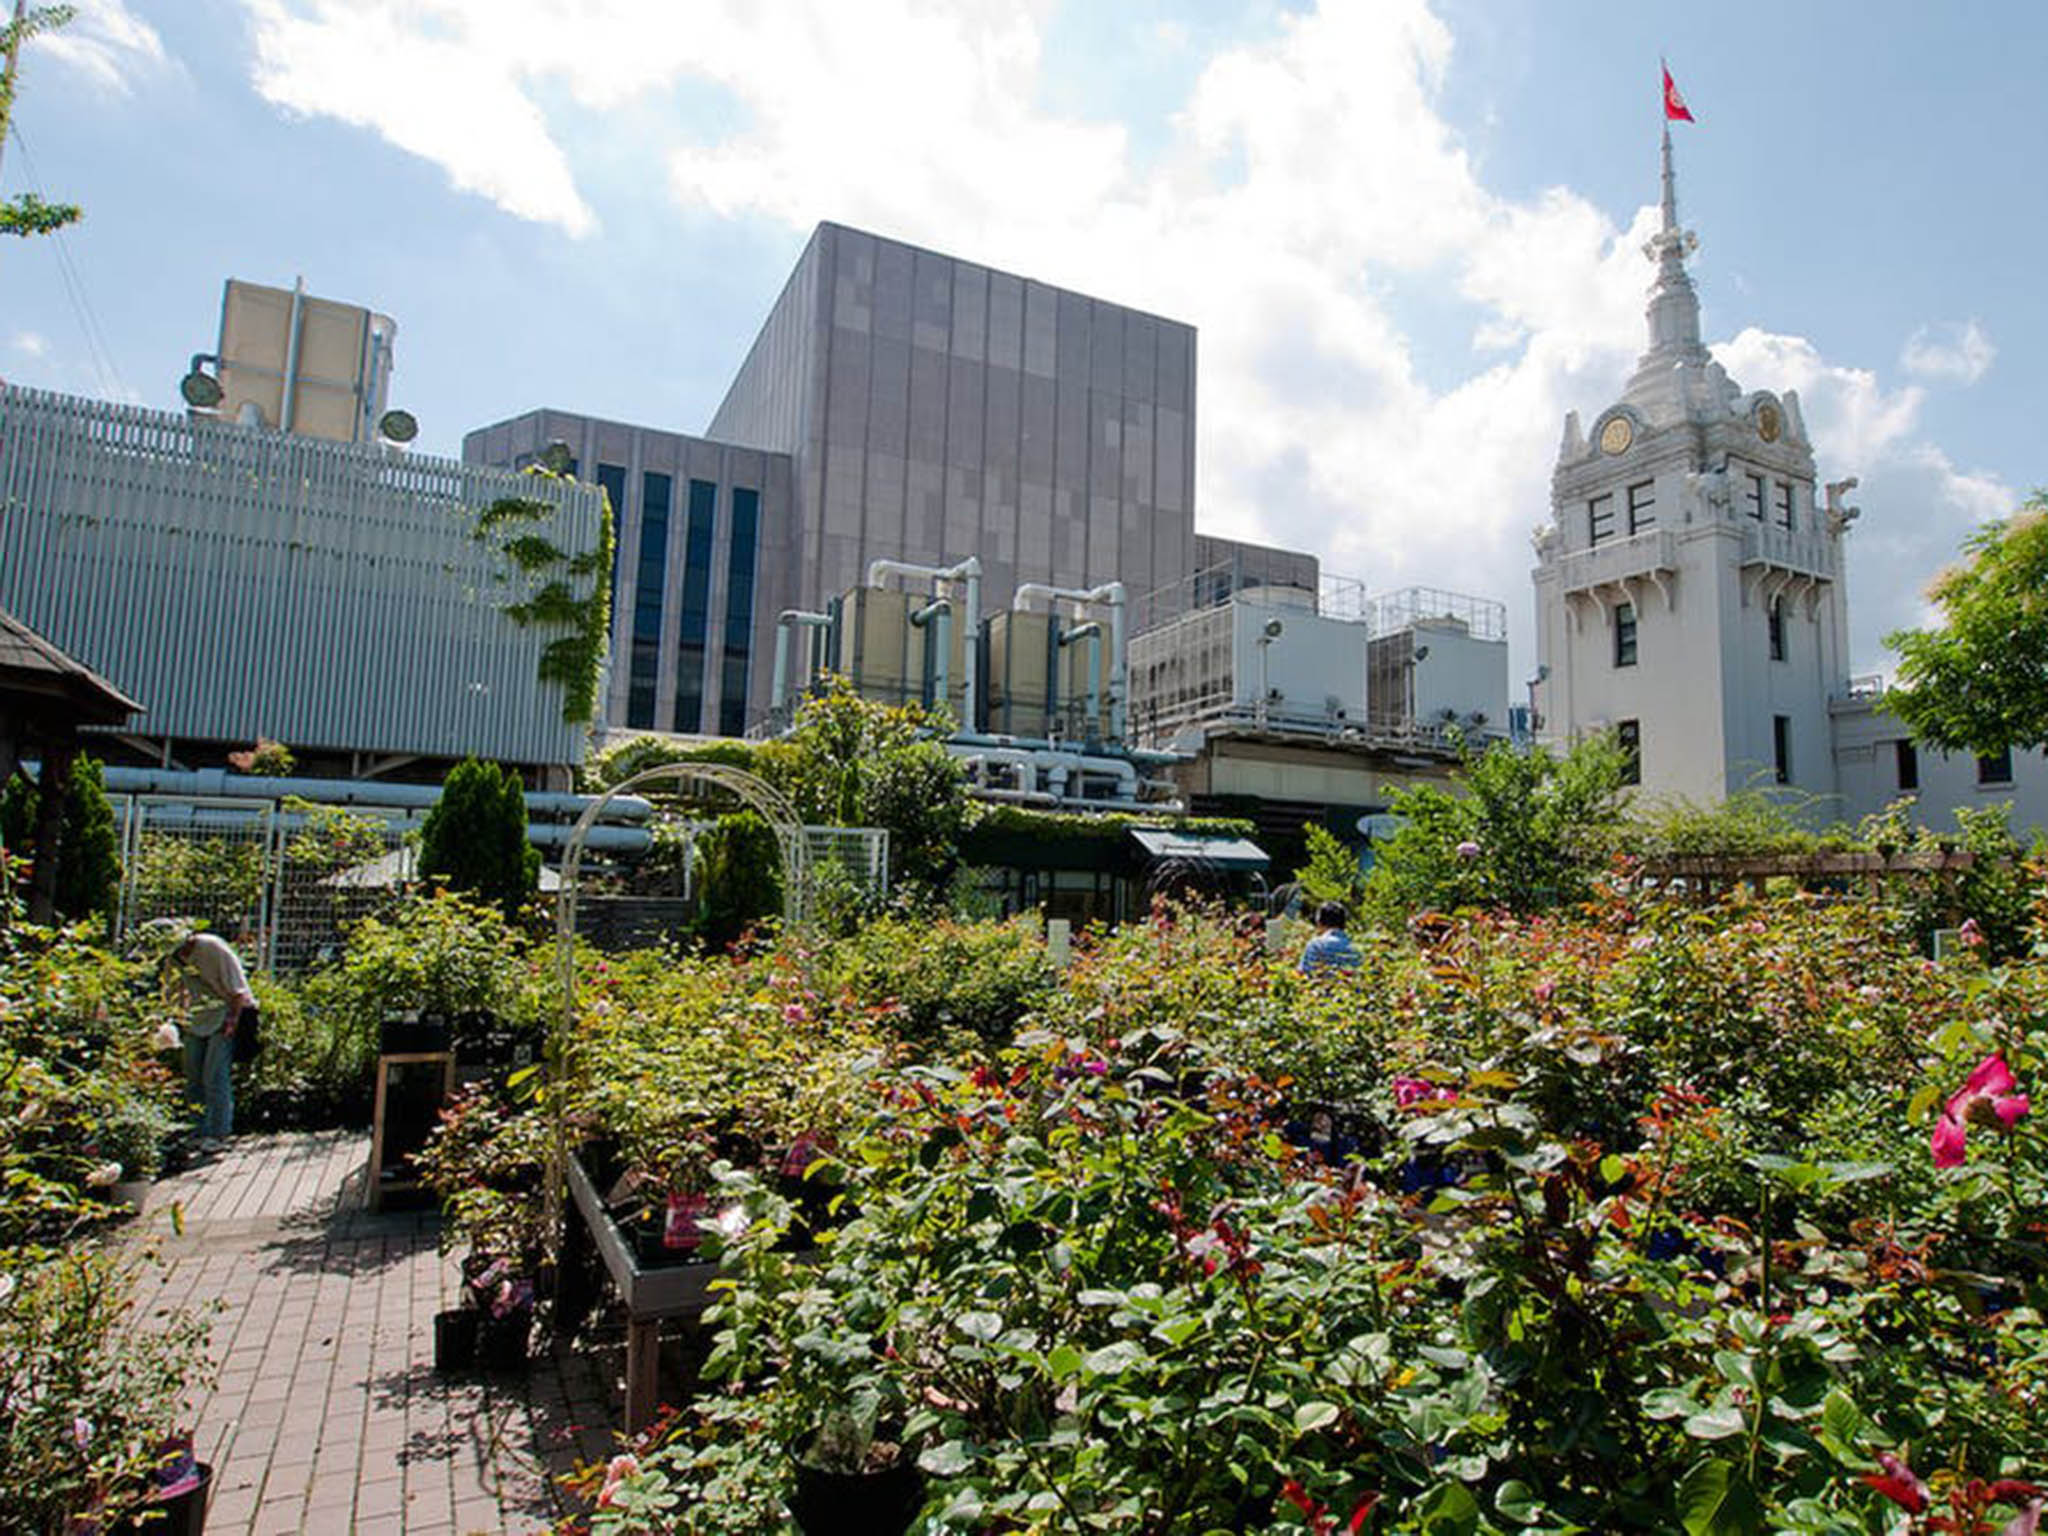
[279,276,306,434]
[867,555,982,731]
[771,609,833,718]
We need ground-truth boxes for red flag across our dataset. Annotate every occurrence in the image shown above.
[1663,64,1695,123]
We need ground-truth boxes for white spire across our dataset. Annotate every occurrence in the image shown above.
[1618,120,1732,424]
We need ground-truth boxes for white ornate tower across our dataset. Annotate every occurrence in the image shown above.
[1532,125,1853,805]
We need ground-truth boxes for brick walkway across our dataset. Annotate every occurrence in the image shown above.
[122,1131,623,1535]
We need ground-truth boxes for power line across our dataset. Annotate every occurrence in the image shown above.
[9,120,129,400]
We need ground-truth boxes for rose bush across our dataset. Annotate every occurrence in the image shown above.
[558,877,2043,1534]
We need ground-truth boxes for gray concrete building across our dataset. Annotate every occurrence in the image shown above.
[468,221,1312,738]
[460,413,794,736]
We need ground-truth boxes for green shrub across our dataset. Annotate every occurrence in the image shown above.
[418,757,539,912]
[1,755,122,926]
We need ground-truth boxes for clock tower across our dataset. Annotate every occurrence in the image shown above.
[1531,124,1854,805]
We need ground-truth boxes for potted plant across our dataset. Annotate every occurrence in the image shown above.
[92,1095,178,1215]
[785,1397,923,1536]
[0,1247,216,1535]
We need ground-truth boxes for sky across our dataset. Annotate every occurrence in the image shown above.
[3,0,2041,685]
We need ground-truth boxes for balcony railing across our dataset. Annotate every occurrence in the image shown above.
[1552,528,1677,597]
[1741,522,1838,582]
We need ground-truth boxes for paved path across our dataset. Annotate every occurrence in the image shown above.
[122,1131,622,1535]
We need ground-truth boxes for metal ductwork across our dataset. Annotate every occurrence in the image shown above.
[867,556,981,730]
[1012,579,1126,744]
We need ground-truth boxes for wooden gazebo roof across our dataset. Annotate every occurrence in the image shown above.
[0,604,142,731]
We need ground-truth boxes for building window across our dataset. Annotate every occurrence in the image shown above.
[596,462,628,622]
[1775,481,1795,529]
[1745,472,1765,520]
[1589,493,1615,545]
[1767,596,1786,661]
[1773,715,1792,784]
[1617,718,1641,786]
[1978,747,2013,786]
[626,471,672,729]
[718,487,760,737]
[1895,739,1919,791]
[1614,602,1637,667]
[673,478,717,734]
[1627,480,1656,534]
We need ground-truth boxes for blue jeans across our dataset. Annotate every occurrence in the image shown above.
[182,1030,234,1140]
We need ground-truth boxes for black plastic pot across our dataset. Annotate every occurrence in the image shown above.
[477,1312,530,1373]
[111,1461,211,1536]
[787,1460,923,1536]
[434,1307,479,1373]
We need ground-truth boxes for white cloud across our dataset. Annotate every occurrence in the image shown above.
[35,0,173,94]
[222,0,2001,676]
[239,0,597,237]
[1899,319,1995,385]
[11,331,49,358]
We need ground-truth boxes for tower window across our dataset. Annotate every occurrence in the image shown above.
[1746,473,1765,520]
[1773,715,1792,784]
[1589,493,1615,545]
[1894,740,1919,791]
[1775,481,1795,529]
[1617,718,1641,786]
[1614,602,1637,668]
[1978,747,2013,786]
[1767,596,1786,661]
[1627,480,1656,534]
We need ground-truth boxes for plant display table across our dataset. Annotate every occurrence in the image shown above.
[564,1152,719,1431]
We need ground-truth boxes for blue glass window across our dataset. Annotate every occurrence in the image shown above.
[672,479,717,733]
[626,471,671,728]
[719,488,760,736]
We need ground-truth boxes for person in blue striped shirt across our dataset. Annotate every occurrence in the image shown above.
[1298,901,1360,976]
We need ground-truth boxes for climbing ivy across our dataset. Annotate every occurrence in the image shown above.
[471,468,614,726]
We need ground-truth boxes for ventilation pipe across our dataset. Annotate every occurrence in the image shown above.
[1058,620,1103,739]
[1012,579,1126,743]
[867,556,982,731]
[771,609,834,720]
[910,598,952,713]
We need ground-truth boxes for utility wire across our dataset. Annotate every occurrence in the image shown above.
[10,120,129,400]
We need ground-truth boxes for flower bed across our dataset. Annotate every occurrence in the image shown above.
[564,887,2044,1533]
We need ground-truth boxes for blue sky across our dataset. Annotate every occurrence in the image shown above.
[4,0,2039,680]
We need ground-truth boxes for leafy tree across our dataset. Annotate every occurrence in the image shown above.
[418,758,539,912]
[1885,497,2048,755]
[754,677,968,900]
[1363,732,1628,920]
[0,6,82,240]
[1293,822,1365,911]
[0,755,121,925]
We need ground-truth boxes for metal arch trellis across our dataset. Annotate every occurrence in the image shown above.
[544,761,814,1268]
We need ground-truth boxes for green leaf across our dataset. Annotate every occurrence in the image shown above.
[1293,1401,1340,1434]
[1494,1480,1543,1525]
[956,1310,1003,1342]
[1683,1404,1747,1440]
[919,1440,974,1476]
[1677,1456,1763,1536]
[1082,1340,1146,1376]
[1414,1480,1480,1534]
[1046,1344,1084,1380]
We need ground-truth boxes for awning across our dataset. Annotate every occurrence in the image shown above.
[1127,827,1270,871]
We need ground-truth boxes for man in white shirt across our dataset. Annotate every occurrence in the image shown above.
[162,924,258,1150]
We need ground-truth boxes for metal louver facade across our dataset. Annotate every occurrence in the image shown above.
[0,386,607,768]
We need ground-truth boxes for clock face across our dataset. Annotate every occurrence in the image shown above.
[1757,402,1782,443]
[1599,416,1633,455]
